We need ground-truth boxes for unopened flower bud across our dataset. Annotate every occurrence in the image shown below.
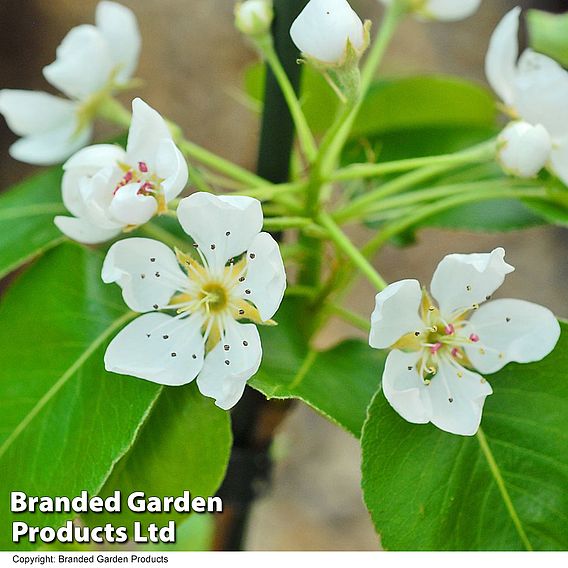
[497,121,552,179]
[290,0,367,66]
[235,0,273,37]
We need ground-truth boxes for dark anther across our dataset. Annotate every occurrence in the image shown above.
[140,274,146,279]
[239,309,245,315]
[414,331,420,336]
[245,289,251,295]
[193,243,199,248]
[243,341,249,347]
[448,398,454,403]
[153,304,159,310]
[225,360,230,366]
[239,277,245,282]
[506,317,511,322]
[224,345,230,351]
[171,352,177,358]
[210,244,216,250]
[155,272,160,278]
[150,257,156,262]
[226,231,231,236]
[249,253,256,259]
[192,354,197,360]
[407,366,413,371]
[163,335,169,340]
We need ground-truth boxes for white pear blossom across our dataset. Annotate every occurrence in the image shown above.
[290,0,366,65]
[379,0,481,22]
[102,192,287,410]
[0,1,140,165]
[369,248,560,436]
[54,98,187,245]
[235,0,274,37]
[497,121,552,178]
[486,8,568,185]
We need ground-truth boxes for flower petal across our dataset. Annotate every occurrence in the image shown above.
[236,232,286,321]
[54,215,120,244]
[109,183,158,226]
[62,144,125,217]
[104,312,205,386]
[155,139,189,201]
[430,248,515,318]
[369,279,424,349]
[497,121,552,179]
[0,90,76,136]
[422,0,481,21]
[177,192,263,271]
[465,298,560,374]
[102,238,187,312]
[290,0,365,64]
[382,350,432,424]
[126,98,172,166]
[485,7,521,107]
[9,122,93,166]
[96,1,141,84]
[515,50,568,138]
[43,25,113,99]
[428,358,492,436]
[197,321,262,410]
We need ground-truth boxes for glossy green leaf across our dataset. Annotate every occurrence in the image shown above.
[0,168,66,280]
[90,382,232,530]
[246,66,497,136]
[361,322,568,551]
[528,9,568,68]
[250,300,384,437]
[0,244,161,550]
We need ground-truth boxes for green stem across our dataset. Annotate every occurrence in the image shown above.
[318,0,407,177]
[353,179,537,221]
[330,140,496,182]
[317,212,388,291]
[325,303,371,333]
[263,216,314,231]
[362,188,547,255]
[476,428,533,551]
[334,142,496,223]
[262,38,318,162]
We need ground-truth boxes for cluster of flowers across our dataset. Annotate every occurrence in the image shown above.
[0,0,561,435]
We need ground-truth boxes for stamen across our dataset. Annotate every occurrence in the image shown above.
[430,342,443,355]
[138,161,149,173]
[469,333,480,343]
[444,323,455,336]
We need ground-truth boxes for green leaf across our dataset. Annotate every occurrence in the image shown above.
[90,382,232,531]
[0,168,66,280]
[250,300,384,437]
[361,322,568,551]
[0,244,161,550]
[528,9,568,68]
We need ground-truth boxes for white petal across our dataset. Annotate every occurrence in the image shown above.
[62,144,125,217]
[382,350,432,425]
[9,122,93,166]
[76,170,124,230]
[430,248,515,318]
[0,90,76,136]
[197,321,262,410]
[421,0,481,21]
[104,312,205,386]
[96,1,141,84]
[369,280,424,349]
[155,139,189,201]
[290,0,365,64]
[235,0,273,35]
[177,192,263,271]
[515,50,568,137]
[550,139,568,187]
[126,98,172,166]
[485,7,521,107]
[102,238,187,312]
[465,299,560,374]
[428,358,492,436]
[497,121,552,178]
[236,232,286,321]
[109,183,158,226]
[54,215,120,244]
[43,25,113,99]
